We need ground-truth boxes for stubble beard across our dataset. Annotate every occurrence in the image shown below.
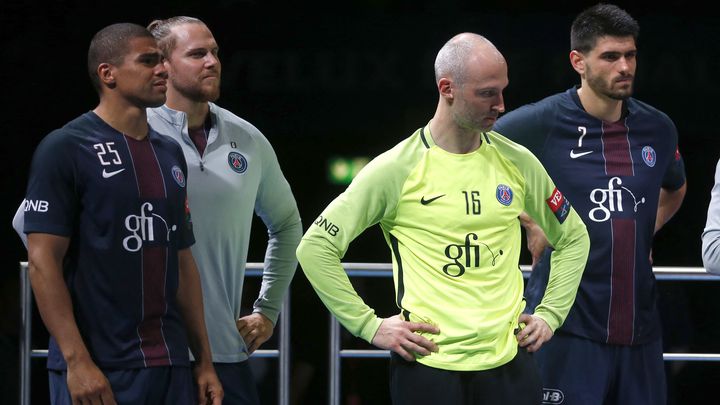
[453,103,494,133]
[172,77,221,103]
[587,70,633,101]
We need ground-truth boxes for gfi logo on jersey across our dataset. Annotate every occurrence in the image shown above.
[22,199,49,213]
[123,202,177,252]
[546,188,571,224]
[589,177,646,222]
[443,233,503,277]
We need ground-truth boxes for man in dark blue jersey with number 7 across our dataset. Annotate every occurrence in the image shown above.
[494,3,686,405]
[21,23,222,404]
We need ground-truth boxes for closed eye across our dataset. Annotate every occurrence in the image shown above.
[475,89,499,98]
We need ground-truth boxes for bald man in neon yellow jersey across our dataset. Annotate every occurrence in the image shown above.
[297,33,590,405]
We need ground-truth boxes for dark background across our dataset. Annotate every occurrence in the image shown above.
[1,0,718,404]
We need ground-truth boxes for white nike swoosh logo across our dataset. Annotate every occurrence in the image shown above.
[102,168,126,178]
[570,150,593,159]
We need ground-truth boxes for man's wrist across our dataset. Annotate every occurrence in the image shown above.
[64,347,92,367]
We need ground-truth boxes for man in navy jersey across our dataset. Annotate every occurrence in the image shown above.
[22,23,222,404]
[494,4,686,405]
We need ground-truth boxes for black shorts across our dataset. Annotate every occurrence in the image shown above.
[389,349,542,405]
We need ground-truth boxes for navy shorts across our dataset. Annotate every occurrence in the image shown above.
[535,331,666,405]
[49,366,194,405]
[389,348,542,405]
[193,361,260,405]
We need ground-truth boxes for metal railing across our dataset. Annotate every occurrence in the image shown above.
[18,262,289,405]
[328,263,720,405]
[20,261,720,405]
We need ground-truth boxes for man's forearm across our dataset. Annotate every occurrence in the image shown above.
[655,183,686,233]
[255,222,302,323]
[176,249,213,364]
[28,233,92,366]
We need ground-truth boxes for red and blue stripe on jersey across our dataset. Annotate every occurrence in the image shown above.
[125,135,174,366]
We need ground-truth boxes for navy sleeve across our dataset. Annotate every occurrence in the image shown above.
[662,144,686,191]
[178,194,195,250]
[494,103,549,158]
[658,117,686,191]
[24,130,78,236]
[174,143,195,250]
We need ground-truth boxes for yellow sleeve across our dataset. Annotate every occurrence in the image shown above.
[518,146,590,331]
[296,150,408,342]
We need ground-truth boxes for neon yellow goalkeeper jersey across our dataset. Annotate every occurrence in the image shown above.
[297,126,589,371]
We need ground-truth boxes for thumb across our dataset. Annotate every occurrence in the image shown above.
[518,313,532,324]
[197,380,207,405]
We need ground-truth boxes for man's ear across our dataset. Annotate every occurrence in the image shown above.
[97,63,116,88]
[438,77,454,103]
[569,50,585,75]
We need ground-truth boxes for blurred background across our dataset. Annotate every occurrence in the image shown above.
[1,0,718,403]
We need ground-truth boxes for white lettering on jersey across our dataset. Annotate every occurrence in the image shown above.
[23,199,49,213]
[541,388,565,404]
[123,202,178,252]
[589,177,646,222]
[570,126,593,159]
[93,142,122,166]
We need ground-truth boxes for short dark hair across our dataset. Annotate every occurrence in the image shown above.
[147,16,205,58]
[570,3,639,53]
[87,23,155,92]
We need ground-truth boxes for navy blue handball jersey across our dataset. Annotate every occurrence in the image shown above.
[23,112,195,370]
[494,87,685,345]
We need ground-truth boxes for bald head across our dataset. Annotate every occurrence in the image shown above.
[434,33,505,86]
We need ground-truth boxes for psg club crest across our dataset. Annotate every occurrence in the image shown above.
[641,146,656,167]
[228,151,248,174]
[496,184,513,206]
[171,165,186,187]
